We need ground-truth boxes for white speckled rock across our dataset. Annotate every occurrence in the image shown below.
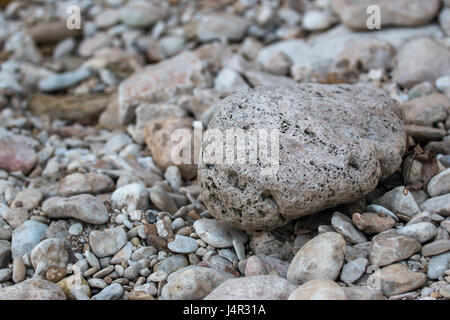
[288,279,347,300]
[204,275,297,300]
[287,232,345,285]
[89,227,127,258]
[161,266,235,300]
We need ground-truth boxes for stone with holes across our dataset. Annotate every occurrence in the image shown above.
[198,84,406,230]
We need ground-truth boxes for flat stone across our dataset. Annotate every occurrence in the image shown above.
[91,283,123,300]
[287,232,345,285]
[193,219,248,249]
[352,212,396,234]
[406,125,447,142]
[331,212,367,244]
[199,84,405,230]
[167,235,199,254]
[421,240,450,257]
[59,172,114,196]
[427,168,450,197]
[89,227,127,258]
[0,279,66,300]
[3,208,30,229]
[400,93,449,127]
[398,222,437,244]
[153,254,188,275]
[342,286,386,300]
[11,220,47,259]
[331,0,441,30]
[369,229,421,267]
[56,273,90,300]
[38,68,91,92]
[161,266,235,300]
[345,242,371,262]
[120,0,168,28]
[367,264,427,297]
[42,194,109,225]
[204,275,297,300]
[340,258,369,285]
[288,279,347,300]
[149,185,178,214]
[196,14,250,42]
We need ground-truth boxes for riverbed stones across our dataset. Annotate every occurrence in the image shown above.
[89,227,127,258]
[367,264,427,297]
[204,275,297,300]
[199,84,406,230]
[288,279,347,300]
[0,279,66,300]
[161,266,235,300]
[42,194,109,225]
[331,0,441,30]
[370,230,421,266]
[287,232,345,285]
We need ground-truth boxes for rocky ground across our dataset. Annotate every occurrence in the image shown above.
[0,0,449,300]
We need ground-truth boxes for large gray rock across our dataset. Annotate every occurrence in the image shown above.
[199,84,405,230]
[287,232,346,285]
[331,0,441,30]
[0,279,66,300]
[161,266,235,300]
[42,194,109,225]
[204,275,297,300]
[393,38,450,89]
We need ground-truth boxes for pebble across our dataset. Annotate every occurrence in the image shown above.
[42,194,109,225]
[31,238,69,279]
[340,258,369,285]
[11,220,47,259]
[427,168,450,197]
[374,186,421,218]
[302,10,337,31]
[368,264,427,297]
[287,232,345,285]
[120,0,168,28]
[38,68,92,92]
[89,227,127,258]
[0,279,66,300]
[196,14,250,42]
[58,172,114,196]
[12,257,25,283]
[91,283,123,300]
[244,255,289,278]
[420,194,450,217]
[46,266,67,283]
[427,252,450,280]
[421,240,450,257]
[167,235,198,254]
[370,229,421,267]
[68,223,83,236]
[0,136,38,174]
[399,222,437,244]
[331,212,367,244]
[149,185,178,214]
[352,212,396,234]
[3,208,30,229]
[161,265,235,300]
[111,183,149,211]
[153,254,188,275]
[204,275,296,300]
[193,219,248,249]
[288,279,347,300]
[11,189,42,210]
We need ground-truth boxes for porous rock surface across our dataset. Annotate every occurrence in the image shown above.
[198,84,406,230]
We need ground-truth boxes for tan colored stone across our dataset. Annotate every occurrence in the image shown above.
[288,279,347,300]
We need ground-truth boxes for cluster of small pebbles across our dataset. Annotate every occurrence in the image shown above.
[0,0,449,300]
